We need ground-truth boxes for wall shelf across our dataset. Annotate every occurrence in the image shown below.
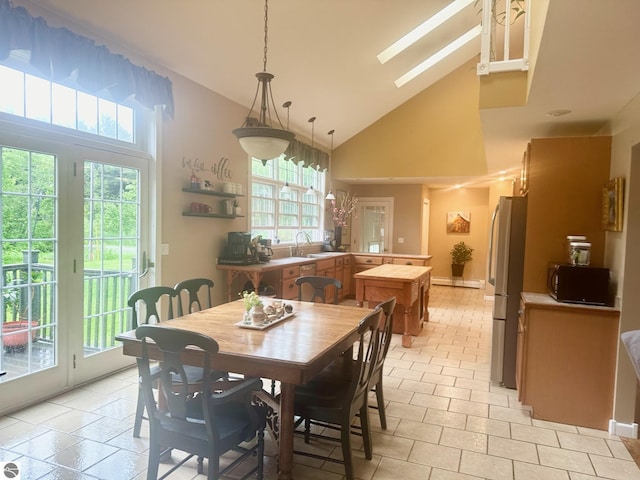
[182,187,244,198]
[182,211,244,219]
[183,186,244,219]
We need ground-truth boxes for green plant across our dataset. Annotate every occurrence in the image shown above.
[450,241,474,265]
[240,290,263,311]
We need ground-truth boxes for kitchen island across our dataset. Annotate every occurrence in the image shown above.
[354,264,431,348]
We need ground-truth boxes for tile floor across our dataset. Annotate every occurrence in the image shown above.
[1,285,640,479]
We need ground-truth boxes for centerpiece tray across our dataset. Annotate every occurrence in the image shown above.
[235,312,295,330]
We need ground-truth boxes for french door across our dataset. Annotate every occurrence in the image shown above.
[353,198,394,254]
[0,131,150,410]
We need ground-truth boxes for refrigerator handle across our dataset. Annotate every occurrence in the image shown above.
[487,203,499,286]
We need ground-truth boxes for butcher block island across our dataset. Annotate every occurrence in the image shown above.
[354,264,431,348]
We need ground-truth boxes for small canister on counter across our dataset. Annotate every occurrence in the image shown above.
[569,241,591,266]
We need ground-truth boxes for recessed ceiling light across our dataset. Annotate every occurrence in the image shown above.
[546,109,572,117]
[395,25,482,88]
[377,0,474,64]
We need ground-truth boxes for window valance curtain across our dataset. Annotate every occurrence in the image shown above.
[283,138,329,172]
[0,0,175,117]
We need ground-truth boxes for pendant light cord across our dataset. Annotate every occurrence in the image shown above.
[263,0,269,72]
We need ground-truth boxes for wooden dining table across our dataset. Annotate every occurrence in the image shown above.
[116,298,373,480]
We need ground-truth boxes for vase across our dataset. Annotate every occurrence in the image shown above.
[334,226,342,250]
[250,305,266,325]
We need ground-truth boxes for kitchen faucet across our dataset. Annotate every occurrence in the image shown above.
[294,231,311,257]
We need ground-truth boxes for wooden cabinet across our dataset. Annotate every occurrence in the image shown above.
[315,258,336,303]
[342,256,352,298]
[387,257,426,266]
[517,293,619,430]
[280,265,300,300]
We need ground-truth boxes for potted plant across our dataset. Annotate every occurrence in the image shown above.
[2,280,39,352]
[240,290,264,325]
[450,241,474,277]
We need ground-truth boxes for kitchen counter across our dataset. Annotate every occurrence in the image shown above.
[521,292,619,313]
[517,292,620,430]
[216,253,351,302]
[216,252,432,302]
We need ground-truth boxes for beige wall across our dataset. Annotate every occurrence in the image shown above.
[349,184,423,254]
[159,72,251,307]
[332,58,487,181]
[428,188,491,282]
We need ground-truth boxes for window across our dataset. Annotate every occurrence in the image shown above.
[250,157,326,243]
[0,64,135,145]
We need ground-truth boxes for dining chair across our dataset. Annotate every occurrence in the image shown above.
[136,324,266,480]
[128,286,179,438]
[291,307,382,480]
[173,278,214,316]
[367,296,397,430]
[295,275,342,304]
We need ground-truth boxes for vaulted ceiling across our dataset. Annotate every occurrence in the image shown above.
[19,0,640,185]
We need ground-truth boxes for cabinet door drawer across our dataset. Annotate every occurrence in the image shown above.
[281,266,300,280]
[335,257,344,267]
[353,256,382,266]
[316,258,336,271]
[392,257,425,266]
[281,279,298,300]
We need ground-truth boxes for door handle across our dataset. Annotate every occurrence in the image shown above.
[139,251,155,278]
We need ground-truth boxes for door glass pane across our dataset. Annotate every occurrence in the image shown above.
[360,205,387,253]
[1,147,57,380]
[83,162,139,357]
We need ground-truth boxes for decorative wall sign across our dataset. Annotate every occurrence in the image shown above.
[447,211,471,233]
[181,156,233,181]
[602,177,624,232]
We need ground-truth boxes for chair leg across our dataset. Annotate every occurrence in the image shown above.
[257,422,265,480]
[360,405,373,460]
[304,418,311,444]
[146,439,161,480]
[133,385,145,438]
[374,380,387,430]
[340,421,354,480]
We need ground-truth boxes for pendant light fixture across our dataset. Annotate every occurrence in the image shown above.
[233,0,294,162]
[281,181,290,194]
[305,116,317,196]
[325,129,336,200]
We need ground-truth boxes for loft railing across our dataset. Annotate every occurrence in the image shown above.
[477,0,530,75]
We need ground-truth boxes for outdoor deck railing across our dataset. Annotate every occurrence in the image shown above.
[2,263,136,350]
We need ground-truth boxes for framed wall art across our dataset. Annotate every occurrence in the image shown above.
[447,211,471,233]
[602,177,624,232]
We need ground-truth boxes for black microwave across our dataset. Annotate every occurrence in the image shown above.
[548,264,610,306]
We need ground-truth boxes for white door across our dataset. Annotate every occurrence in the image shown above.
[422,199,430,255]
[0,135,149,408]
[353,198,394,253]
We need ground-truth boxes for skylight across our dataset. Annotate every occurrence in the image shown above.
[377,0,474,64]
[394,25,481,88]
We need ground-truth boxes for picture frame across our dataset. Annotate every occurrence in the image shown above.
[447,211,471,234]
[602,177,624,232]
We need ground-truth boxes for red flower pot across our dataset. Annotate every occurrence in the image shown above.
[2,320,38,349]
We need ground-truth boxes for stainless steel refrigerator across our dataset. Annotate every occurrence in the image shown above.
[488,196,527,389]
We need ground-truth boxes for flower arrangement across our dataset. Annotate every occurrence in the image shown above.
[330,192,358,227]
[240,290,263,311]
